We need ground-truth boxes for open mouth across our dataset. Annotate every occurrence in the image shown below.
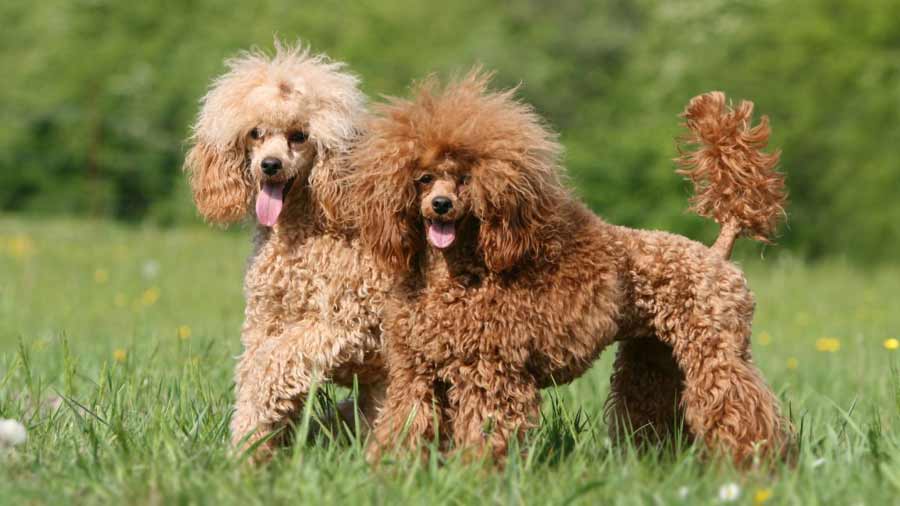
[426,219,456,249]
[255,177,295,227]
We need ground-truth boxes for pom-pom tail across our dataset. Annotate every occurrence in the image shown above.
[677,92,787,259]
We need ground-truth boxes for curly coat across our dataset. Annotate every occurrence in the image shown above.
[184,43,390,459]
[349,72,791,465]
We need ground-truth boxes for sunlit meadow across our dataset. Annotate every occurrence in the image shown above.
[1,216,898,505]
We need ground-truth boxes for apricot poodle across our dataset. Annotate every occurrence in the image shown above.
[184,42,390,459]
[349,71,791,465]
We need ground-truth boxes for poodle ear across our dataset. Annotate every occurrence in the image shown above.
[472,159,564,272]
[184,141,252,224]
[349,148,421,274]
[306,100,365,228]
[308,150,347,226]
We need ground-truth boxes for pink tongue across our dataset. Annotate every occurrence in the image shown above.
[427,221,456,249]
[255,182,286,227]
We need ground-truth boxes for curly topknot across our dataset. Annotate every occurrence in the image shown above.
[677,91,786,249]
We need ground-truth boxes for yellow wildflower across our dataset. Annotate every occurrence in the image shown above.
[786,357,799,370]
[177,325,192,340]
[757,331,772,346]
[113,349,127,363]
[94,268,109,284]
[140,287,160,306]
[8,235,35,259]
[754,488,772,504]
[815,337,841,353]
[884,338,899,351]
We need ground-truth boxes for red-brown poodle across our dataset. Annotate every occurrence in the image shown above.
[348,71,791,466]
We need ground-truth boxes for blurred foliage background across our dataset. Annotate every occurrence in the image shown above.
[1,0,898,262]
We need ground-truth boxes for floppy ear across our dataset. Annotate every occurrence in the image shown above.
[184,141,252,224]
[471,159,564,272]
[349,148,421,274]
[306,108,366,228]
[308,150,347,226]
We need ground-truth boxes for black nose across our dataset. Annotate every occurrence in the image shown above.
[261,157,282,176]
[432,197,453,215]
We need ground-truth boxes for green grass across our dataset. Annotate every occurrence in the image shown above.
[1,215,899,505]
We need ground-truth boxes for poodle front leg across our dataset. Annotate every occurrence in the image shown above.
[367,353,438,462]
[604,336,686,448]
[368,383,437,462]
[232,340,307,459]
[232,350,297,460]
[449,368,541,464]
[667,330,790,464]
[231,320,345,461]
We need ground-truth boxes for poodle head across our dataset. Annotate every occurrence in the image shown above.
[184,41,365,226]
[349,70,568,274]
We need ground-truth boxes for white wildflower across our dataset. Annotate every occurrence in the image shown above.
[718,482,741,502]
[141,259,160,280]
[0,419,27,447]
[811,457,826,468]
[677,486,690,499]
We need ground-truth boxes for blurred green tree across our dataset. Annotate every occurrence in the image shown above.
[1,0,897,261]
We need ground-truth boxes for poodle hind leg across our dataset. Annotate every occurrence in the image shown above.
[628,232,793,464]
[665,326,790,464]
[604,336,686,449]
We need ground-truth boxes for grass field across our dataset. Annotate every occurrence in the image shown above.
[1,215,899,505]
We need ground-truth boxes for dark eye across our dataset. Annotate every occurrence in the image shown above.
[459,174,470,185]
[288,131,308,144]
[416,173,434,184]
[249,128,261,140]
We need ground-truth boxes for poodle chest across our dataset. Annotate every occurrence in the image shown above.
[390,270,619,375]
